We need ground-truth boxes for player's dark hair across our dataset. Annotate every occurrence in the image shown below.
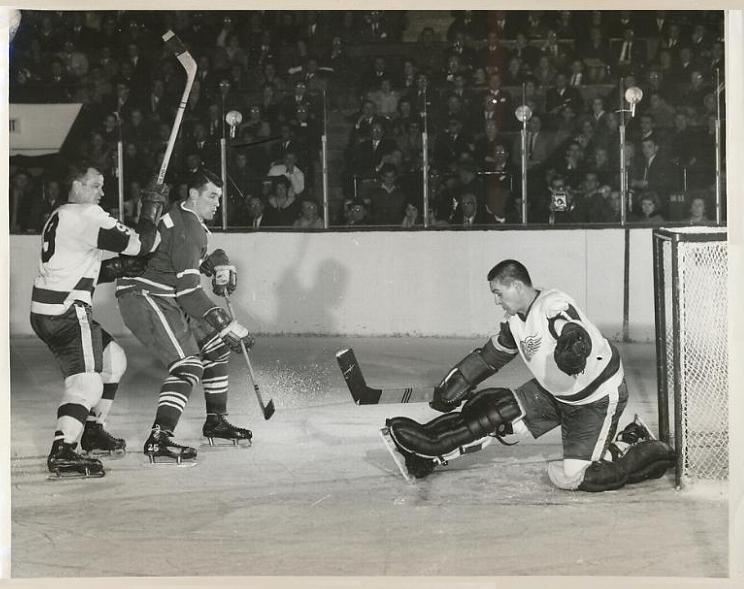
[65,161,96,194]
[188,168,223,192]
[487,259,532,287]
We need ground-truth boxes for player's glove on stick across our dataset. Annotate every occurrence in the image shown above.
[204,306,255,353]
[200,249,237,296]
[554,323,592,376]
[139,180,171,226]
[98,255,148,284]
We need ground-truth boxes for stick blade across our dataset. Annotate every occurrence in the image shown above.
[336,348,381,405]
[263,399,275,420]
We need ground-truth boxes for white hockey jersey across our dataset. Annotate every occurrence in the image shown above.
[31,203,151,316]
[490,289,623,405]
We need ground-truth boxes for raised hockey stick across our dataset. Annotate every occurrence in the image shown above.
[336,348,434,405]
[158,31,197,185]
[224,295,275,420]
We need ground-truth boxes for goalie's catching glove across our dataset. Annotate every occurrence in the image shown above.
[204,306,255,353]
[200,249,237,296]
[98,255,149,284]
[553,323,592,376]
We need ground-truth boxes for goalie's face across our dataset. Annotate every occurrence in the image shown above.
[489,278,524,316]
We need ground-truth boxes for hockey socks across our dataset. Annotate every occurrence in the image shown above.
[200,335,229,415]
[154,356,203,431]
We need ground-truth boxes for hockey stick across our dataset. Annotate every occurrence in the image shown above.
[224,295,275,420]
[158,31,197,185]
[336,348,434,405]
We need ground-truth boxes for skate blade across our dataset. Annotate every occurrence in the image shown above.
[47,469,106,480]
[143,454,197,468]
[83,448,127,459]
[633,414,657,440]
[203,437,252,448]
[379,427,414,483]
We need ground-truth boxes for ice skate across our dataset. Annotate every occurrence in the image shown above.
[81,422,126,458]
[379,426,436,482]
[47,440,105,480]
[202,413,252,447]
[143,426,197,466]
[617,414,656,445]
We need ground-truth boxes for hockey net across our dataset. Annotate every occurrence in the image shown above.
[652,227,728,488]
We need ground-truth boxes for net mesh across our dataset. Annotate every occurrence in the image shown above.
[658,228,728,481]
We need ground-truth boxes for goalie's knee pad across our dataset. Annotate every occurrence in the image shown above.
[619,440,676,484]
[62,372,104,413]
[199,333,230,363]
[101,340,127,384]
[461,387,522,439]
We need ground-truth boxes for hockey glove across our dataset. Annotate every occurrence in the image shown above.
[204,306,255,353]
[139,180,170,225]
[554,323,592,376]
[200,249,238,296]
[98,255,149,284]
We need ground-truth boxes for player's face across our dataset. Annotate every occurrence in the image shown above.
[191,181,222,221]
[74,169,104,205]
[489,279,523,316]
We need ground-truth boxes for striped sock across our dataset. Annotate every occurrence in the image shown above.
[201,336,229,415]
[153,356,203,431]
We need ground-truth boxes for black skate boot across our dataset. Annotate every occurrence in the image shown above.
[202,413,253,447]
[47,439,105,479]
[617,414,655,445]
[81,422,126,458]
[144,425,197,466]
[380,421,437,481]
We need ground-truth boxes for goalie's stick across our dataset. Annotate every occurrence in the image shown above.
[158,31,197,185]
[336,348,434,405]
[224,295,275,420]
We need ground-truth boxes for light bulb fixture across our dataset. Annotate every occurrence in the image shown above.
[624,86,643,118]
[515,104,533,123]
[225,110,242,138]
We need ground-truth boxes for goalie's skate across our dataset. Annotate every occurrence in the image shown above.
[617,414,656,445]
[81,422,126,458]
[144,426,197,467]
[47,440,105,480]
[202,413,252,447]
[379,427,437,482]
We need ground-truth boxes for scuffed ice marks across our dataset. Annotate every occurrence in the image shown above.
[252,360,335,408]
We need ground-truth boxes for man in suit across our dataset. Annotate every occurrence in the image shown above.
[630,137,678,209]
[512,114,554,171]
[351,121,397,179]
[545,73,583,118]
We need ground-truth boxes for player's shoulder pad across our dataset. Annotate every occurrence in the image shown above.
[540,289,576,318]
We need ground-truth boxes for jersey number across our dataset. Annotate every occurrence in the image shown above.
[41,212,60,263]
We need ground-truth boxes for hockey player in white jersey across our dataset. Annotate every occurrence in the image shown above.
[30,163,167,478]
[385,259,675,491]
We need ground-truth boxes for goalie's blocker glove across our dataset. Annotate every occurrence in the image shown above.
[554,323,592,376]
[200,249,237,296]
[203,306,255,353]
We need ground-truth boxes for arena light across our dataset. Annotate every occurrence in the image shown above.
[624,86,643,118]
[514,104,532,123]
[225,110,242,138]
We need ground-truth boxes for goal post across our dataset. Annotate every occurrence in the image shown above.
[652,227,728,488]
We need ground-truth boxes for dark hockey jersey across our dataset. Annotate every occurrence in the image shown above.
[116,201,216,319]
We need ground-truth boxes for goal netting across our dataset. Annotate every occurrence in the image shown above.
[652,227,728,488]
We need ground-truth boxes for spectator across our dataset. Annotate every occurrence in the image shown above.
[44,59,73,102]
[484,73,514,131]
[483,143,513,222]
[478,30,507,76]
[245,195,267,228]
[645,92,676,130]
[451,191,492,227]
[533,54,557,88]
[293,197,324,228]
[631,137,677,205]
[368,164,406,226]
[349,99,381,146]
[368,77,400,119]
[686,195,713,225]
[615,28,644,76]
[631,191,665,223]
[474,119,502,171]
[547,174,585,224]
[350,120,397,179]
[545,72,583,119]
[264,176,300,226]
[401,199,423,228]
[122,179,144,227]
[344,198,370,226]
[434,118,472,175]
[268,151,305,197]
[9,171,35,234]
[58,38,89,79]
[259,62,287,94]
[514,114,554,171]
[586,146,615,187]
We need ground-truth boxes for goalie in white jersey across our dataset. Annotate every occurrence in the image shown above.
[386,259,675,491]
[30,163,167,478]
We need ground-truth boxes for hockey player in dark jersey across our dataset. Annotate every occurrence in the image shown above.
[116,169,254,464]
[384,259,675,491]
[30,163,167,478]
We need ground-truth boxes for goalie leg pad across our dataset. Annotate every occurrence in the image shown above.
[575,459,628,492]
[387,388,520,459]
[619,440,676,484]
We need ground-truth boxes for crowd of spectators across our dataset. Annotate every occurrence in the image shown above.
[9,10,725,232]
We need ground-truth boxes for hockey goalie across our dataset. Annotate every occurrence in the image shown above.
[384,259,676,491]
